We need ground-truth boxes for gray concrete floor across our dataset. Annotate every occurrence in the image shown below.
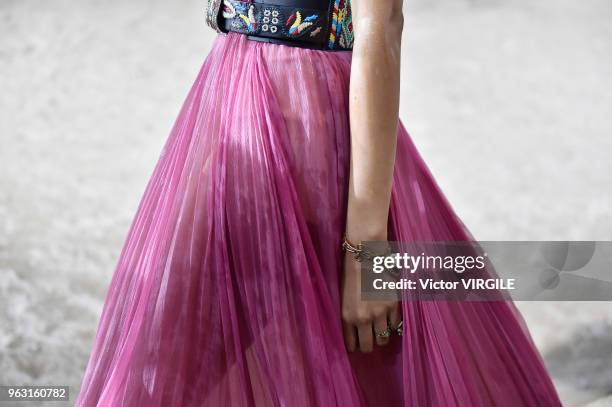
[1,0,611,405]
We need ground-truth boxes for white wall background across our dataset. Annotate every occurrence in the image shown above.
[1,0,611,405]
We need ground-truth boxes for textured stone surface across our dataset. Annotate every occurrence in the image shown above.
[1,0,611,405]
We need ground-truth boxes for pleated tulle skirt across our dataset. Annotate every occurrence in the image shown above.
[77,33,562,406]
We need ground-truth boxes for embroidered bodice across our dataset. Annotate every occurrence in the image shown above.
[205,0,354,50]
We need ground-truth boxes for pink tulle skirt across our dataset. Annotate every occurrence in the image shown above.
[77,33,562,406]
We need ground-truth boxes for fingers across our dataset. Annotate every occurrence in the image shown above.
[343,322,357,353]
[357,323,374,353]
[374,315,391,346]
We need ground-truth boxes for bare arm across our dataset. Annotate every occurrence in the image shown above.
[341,0,404,353]
[347,0,403,240]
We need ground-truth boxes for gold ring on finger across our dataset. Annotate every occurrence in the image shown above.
[394,321,403,336]
[376,328,392,339]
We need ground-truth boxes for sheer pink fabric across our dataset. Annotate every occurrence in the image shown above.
[77,34,562,406]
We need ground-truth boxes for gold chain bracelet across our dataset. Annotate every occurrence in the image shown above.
[342,234,376,262]
[342,234,397,267]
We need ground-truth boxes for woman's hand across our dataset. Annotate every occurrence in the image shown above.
[341,252,401,353]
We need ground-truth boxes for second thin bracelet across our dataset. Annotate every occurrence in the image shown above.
[342,234,398,270]
[342,234,377,262]
[342,234,391,263]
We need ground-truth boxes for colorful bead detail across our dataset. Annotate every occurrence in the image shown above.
[223,1,258,32]
[220,0,325,43]
[328,0,353,49]
[287,11,320,37]
[206,0,353,50]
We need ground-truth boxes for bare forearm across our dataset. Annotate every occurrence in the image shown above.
[346,2,404,240]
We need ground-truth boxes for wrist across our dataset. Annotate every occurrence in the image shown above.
[345,202,390,242]
[342,231,392,268]
[344,224,388,242]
